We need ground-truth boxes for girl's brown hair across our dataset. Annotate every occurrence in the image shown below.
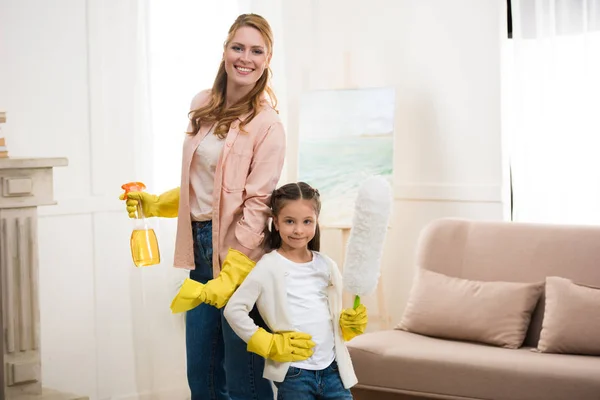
[264,182,321,252]
[188,14,277,139]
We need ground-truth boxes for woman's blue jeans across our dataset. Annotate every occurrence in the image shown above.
[186,221,273,399]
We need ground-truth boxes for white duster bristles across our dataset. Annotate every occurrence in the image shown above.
[342,176,392,304]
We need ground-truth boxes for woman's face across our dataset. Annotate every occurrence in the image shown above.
[223,26,270,93]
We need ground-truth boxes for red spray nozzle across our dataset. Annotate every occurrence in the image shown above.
[121,182,147,197]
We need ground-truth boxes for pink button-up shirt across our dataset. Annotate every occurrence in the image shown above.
[173,90,286,278]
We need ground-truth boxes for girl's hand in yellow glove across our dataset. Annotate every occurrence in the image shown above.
[119,187,180,218]
[247,328,315,362]
[340,304,368,341]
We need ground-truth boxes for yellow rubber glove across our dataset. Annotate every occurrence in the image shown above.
[340,304,368,341]
[247,328,316,362]
[169,248,255,313]
[119,187,180,218]
[201,248,255,309]
[170,278,205,314]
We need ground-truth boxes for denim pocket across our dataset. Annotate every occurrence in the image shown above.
[285,366,303,379]
[190,222,213,283]
[330,361,339,372]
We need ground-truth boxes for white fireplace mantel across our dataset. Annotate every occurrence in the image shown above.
[0,157,87,400]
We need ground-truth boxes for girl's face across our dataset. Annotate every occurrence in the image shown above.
[223,26,270,93]
[273,199,318,252]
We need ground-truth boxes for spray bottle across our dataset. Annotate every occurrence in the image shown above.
[121,182,161,267]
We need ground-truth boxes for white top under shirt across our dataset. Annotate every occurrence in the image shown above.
[275,251,336,370]
[190,129,225,221]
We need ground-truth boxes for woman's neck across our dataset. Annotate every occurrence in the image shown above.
[277,246,313,263]
[225,83,254,108]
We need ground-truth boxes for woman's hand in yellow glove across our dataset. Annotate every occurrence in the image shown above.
[247,328,315,363]
[169,249,255,313]
[340,304,368,341]
[119,187,180,218]
[201,248,255,309]
[170,278,206,313]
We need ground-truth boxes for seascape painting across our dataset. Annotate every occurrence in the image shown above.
[298,87,395,226]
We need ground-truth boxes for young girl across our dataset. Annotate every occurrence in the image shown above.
[224,182,368,399]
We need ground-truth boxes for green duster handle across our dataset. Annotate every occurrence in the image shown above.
[349,295,363,334]
[353,295,361,310]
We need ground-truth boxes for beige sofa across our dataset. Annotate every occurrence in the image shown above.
[348,218,600,400]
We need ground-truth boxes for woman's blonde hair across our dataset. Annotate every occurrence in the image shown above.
[188,13,277,138]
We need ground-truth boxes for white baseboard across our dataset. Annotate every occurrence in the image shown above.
[113,387,190,400]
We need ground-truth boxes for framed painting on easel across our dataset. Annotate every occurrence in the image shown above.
[298,87,395,227]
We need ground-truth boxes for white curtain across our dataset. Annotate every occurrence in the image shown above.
[148,0,249,193]
[507,0,600,224]
[126,1,248,398]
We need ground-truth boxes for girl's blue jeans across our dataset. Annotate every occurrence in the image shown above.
[274,361,353,400]
[186,220,273,400]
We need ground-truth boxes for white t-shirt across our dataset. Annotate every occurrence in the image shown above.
[275,251,336,370]
[189,130,225,221]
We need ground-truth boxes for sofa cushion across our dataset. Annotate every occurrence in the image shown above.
[537,276,600,355]
[413,218,600,348]
[347,330,600,400]
[397,269,543,348]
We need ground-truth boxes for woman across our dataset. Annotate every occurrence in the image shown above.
[122,13,285,399]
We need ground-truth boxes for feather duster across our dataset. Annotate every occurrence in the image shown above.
[342,176,393,308]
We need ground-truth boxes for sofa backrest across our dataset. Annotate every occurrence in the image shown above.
[415,218,600,347]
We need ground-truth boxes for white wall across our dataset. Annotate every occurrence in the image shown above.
[0,1,187,399]
[0,0,506,398]
[273,0,506,326]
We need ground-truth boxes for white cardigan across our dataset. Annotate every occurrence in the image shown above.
[223,250,358,389]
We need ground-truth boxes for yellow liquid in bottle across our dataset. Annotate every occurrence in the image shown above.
[130,229,160,267]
